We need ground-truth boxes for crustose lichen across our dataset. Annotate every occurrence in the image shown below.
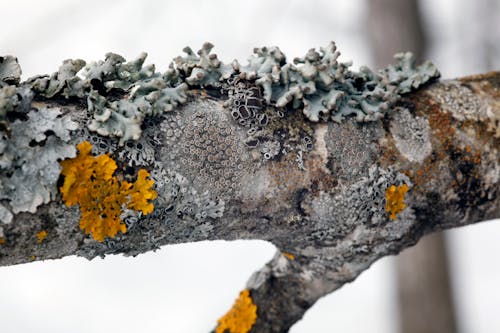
[59,141,157,242]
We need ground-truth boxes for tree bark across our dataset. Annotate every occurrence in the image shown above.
[0,53,498,332]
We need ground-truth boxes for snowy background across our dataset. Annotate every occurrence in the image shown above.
[0,0,499,332]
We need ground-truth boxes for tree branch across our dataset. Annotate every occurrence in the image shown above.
[0,45,498,332]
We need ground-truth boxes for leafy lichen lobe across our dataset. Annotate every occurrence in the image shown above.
[59,141,157,242]
[216,289,258,333]
[385,183,409,220]
[36,230,47,243]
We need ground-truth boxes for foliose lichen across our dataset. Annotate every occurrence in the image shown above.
[385,183,409,220]
[9,42,437,149]
[25,52,189,145]
[0,56,22,85]
[223,42,440,123]
[36,230,48,243]
[59,141,157,242]
[0,56,33,130]
[216,289,258,333]
[174,42,234,87]
[382,52,440,94]
[0,107,78,223]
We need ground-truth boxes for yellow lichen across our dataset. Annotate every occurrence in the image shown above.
[36,230,48,243]
[60,141,157,242]
[0,238,5,245]
[282,252,295,260]
[385,184,409,220]
[216,289,258,333]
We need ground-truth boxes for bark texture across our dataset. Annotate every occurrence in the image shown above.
[0,55,498,332]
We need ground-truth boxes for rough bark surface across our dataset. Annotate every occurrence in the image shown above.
[0,53,498,332]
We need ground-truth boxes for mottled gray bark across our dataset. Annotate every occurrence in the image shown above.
[368,1,459,332]
[0,58,498,332]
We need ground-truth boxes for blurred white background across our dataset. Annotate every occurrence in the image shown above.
[0,1,499,332]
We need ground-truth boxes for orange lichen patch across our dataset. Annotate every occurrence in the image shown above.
[126,169,156,214]
[0,238,5,245]
[216,289,258,333]
[36,230,48,244]
[282,252,295,260]
[60,141,157,242]
[473,152,482,164]
[385,184,409,220]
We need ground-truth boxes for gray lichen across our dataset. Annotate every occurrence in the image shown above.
[159,99,249,197]
[325,120,384,181]
[7,42,438,148]
[430,81,484,122]
[0,108,77,222]
[382,52,440,94]
[390,107,432,163]
[0,56,22,85]
[308,165,412,245]
[148,164,224,223]
[0,55,33,128]
[27,59,86,98]
[174,42,234,87]
[225,42,439,123]
[25,52,189,145]
[260,140,281,160]
[0,85,19,124]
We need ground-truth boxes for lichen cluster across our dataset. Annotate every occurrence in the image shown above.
[0,56,25,128]
[0,42,438,227]
[223,78,314,164]
[147,165,224,223]
[158,99,248,196]
[390,107,432,163]
[178,42,439,122]
[60,141,157,242]
[308,165,412,245]
[0,108,77,223]
[0,56,80,223]
[26,52,188,144]
[36,230,48,243]
[385,183,409,220]
[216,289,258,333]
[2,42,438,152]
